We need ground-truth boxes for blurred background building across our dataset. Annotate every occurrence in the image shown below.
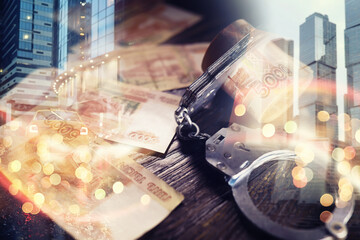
[57,0,91,72]
[298,13,338,140]
[345,0,360,146]
[0,0,58,119]
[273,38,294,121]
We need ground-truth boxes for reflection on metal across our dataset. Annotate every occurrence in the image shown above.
[205,123,355,240]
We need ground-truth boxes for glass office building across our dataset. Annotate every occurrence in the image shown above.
[299,13,338,139]
[300,13,337,107]
[273,38,294,121]
[0,0,57,117]
[345,0,360,108]
[57,0,91,72]
[345,0,360,145]
[90,0,115,58]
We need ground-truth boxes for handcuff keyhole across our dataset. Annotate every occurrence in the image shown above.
[214,135,225,144]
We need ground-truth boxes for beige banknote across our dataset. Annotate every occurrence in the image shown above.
[118,43,208,91]
[221,31,313,128]
[70,82,180,153]
[0,126,183,240]
[117,4,201,46]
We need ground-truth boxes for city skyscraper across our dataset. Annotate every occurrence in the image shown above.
[90,0,115,58]
[345,0,360,145]
[57,0,91,72]
[299,13,338,139]
[273,38,294,121]
[0,0,57,118]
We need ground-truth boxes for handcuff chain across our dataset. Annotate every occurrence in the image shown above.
[176,108,210,141]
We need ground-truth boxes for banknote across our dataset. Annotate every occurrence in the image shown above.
[117,4,201,46]
[0,124,183,240]
[119,43,209,91]
[70,82,180,153]
[219,31,313,128]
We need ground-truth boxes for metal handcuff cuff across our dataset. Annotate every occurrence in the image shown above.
[174,20,354,239]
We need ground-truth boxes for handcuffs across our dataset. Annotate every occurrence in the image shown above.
[174,20,355,239]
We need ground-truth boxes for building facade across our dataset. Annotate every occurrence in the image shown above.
[57,0,91,72]
[0,0,57,118]
[299,13,338,140]
[345,0,360,145]
[273,38,294,121]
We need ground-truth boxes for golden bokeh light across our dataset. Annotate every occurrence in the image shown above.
[304,168,314,182]
[31,205,41,215]
[141,194,151,205]
[344,146,356,160]
[317,111,330,122]
[295,143,305,155]
[234,104,246,117]
[293,178,307,188]
[332,148,345,162]
[356,129,360,144]
[300,149,314,165]
[339,186,353,202]
[113,182,124,194]
[320,211,333,223]
[284,121,297,134]
[320,193,333,207]
[295,144,314,166]
[337,161,351,175]
[9,120,20,131]
[33,193,45,205]
[8,160,22,172]
[292,166,305,180]
[50,174,61,185]
[69,204,80,215]
[3,136,13,148]
[338,177,351,189]
[262,124,275,138]
[73,145,92,163]
[31,162,42,174]
[95,189,106,200]
[75,166,88,179]
[82,171,93,183]
[9,179,22,195]
[43,163,54,175]
[9,185,19,196]
[338,178,353,202]
[22,202,34,214]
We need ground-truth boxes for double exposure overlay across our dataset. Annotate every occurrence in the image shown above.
[0,0,360,239]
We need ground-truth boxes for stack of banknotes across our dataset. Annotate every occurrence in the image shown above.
[0,2,207,240]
